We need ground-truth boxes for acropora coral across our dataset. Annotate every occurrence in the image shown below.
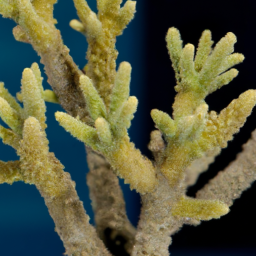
[0,1,256,256]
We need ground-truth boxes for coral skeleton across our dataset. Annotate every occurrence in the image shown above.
[0,1,256,255]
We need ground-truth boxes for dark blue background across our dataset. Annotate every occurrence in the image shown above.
[0,0,256,255]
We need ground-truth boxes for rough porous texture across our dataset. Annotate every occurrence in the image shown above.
[1,1,256,256]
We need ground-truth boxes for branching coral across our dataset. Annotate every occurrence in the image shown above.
[0,1,256,256]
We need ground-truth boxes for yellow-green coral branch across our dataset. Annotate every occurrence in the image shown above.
[179,44,198,90]
[30,63,44,95]
[166,27,183,80]
[18,117,49,187]
[79,75,107,121]
[16,0,59,53]
[208,68,239,94]
[0,82,22,114]
[211,89,256,148]
[73,0,102,38]
[114,96,138,138]
[0,97,22,134]
[21,67,47,130]
[172,196,229,220]
[95,117,112,144]
[105,136,157,193]
[69,19,85,33]
[163,89,255,187]
[75,0,136,108]
[194,30,213,72]
[199,32,237,90]
[218,53,244,75]
[151,109,176,137]
[43,90,59,103]
[153,29,251,190]
[118,1,136,31]
[55,112,97,147]
[166,29,244,119]
[17,89,59,104]
[109,61,131,123]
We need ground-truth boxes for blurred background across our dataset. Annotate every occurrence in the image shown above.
[0,0,256,255]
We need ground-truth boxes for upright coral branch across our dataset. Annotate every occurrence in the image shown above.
[72,0,136,107]
[152,28,255,189]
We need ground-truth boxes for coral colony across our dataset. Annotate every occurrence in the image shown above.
[0,1,256,256]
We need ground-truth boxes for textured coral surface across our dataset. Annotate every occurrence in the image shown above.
[0,1,256,256]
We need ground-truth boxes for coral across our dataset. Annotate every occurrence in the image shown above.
[0,1,256,256]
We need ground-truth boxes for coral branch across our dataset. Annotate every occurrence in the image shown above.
[171,196,229,220]
[131,173,181,256]
[109,62,132,122]
[79,75,107,121]
[0,97,22,134]
[105,136,157,193]
[72,0,136,108]
[151,28,255,190]
[194,30,213,72]
[197,129,256,207]
[73,0,102,38]
[21,65,47,130]
[0,82,22,114]
[209,90,256,148]
[17,117,111,256]
[56,109,158,193]
[43,90,59,103]
[86,147,136,255]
